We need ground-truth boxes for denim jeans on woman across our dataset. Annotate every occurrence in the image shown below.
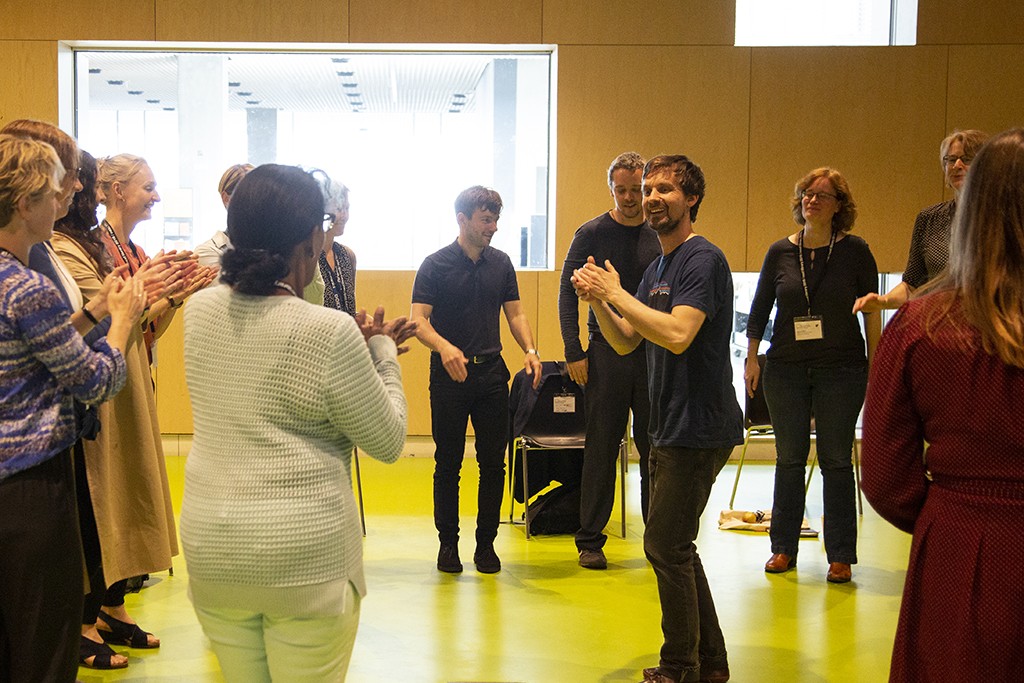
[762,359,867,564]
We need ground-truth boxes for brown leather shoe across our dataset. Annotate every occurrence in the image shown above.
[700,668,730,683]
[764,553,796,573]
[826,562,852,583]
[641,667,679,683]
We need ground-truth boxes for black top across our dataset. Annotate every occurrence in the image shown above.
[903,200,954,289]
[637,236,743,449]
[558,212,661,360]
[746,233,878,367]
[412,240,519,357]
[319,243,356,316]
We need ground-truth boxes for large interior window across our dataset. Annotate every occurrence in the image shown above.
[735,0,918,46]
[74,48,555,270]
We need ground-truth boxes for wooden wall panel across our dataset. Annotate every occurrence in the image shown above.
[947,45,1024,136]
[0,42,59,125]
[0,1,155,41]
[747,47,948,273]
[555,46,751,271]
[543,0,734,46]
[349,0,542,44]
[154,313,193,433]
[918,0,1024,45]
[155,0,347,42]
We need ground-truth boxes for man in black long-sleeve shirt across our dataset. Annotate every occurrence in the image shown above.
[557,152,661,569]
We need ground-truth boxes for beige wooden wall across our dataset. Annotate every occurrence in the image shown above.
[2,0,1022,435]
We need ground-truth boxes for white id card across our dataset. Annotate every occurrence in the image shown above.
[553,394,576,413]
[793,315,824,341]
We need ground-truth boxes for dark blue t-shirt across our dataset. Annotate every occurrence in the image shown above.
[635,236,743,449]
[411,241,519,357]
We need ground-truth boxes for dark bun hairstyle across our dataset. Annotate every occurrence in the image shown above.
[221,164,324,295]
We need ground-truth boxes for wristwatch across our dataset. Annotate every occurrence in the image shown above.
[526,348,539,356]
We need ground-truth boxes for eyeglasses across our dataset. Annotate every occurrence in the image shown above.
[942,154,974,167]
[322,213,336,232]
[800,190,838,203]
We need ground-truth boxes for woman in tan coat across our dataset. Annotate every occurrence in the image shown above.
[53,152,208,666]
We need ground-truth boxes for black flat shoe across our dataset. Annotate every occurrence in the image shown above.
[79,635,128,669]
[97,610,160,649]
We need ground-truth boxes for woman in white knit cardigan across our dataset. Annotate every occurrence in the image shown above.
[181,164,416,682]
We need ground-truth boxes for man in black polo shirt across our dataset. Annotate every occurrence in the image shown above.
[411,186,542,574]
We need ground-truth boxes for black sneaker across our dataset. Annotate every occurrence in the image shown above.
[473,544,501,574]
[437,544,462,573]
[578,548,608,569]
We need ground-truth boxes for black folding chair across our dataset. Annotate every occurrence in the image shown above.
[508,362,627,539]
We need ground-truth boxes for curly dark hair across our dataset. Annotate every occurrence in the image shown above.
[221,164,324,296]
[54,150,113,277]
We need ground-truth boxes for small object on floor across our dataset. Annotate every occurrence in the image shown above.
[96,610,160,649]
[826,562,852,583]
[437,543,463,573]
[473,544,501,574]
[764,553,797,573]
[79,635,128,669]
[641,666,680,682]
[578,548,608,570]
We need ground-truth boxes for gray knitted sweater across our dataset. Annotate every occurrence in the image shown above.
[180,286,406,616]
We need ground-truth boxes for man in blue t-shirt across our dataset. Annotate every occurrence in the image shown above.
[573,155,743,683]
[411,186,542,575]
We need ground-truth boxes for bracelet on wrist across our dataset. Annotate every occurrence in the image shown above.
[82,306,100,325]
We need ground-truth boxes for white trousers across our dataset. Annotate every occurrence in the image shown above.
[194,582,361,682]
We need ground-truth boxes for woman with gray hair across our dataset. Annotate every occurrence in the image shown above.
[316,172,357,315]
[854,129,988,313]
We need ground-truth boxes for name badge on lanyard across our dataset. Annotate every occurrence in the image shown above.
[793,315,824,340]
[795,229,835,343]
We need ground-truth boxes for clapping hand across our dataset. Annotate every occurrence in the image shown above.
[356,306,419,355]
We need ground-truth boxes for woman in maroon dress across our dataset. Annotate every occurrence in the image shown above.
[862,128,1024,682]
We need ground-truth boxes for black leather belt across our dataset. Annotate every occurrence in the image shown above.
[470,353,499,364]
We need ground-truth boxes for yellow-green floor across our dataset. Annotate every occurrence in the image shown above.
[79,453,910,682]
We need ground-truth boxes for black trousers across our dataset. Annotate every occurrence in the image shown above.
[75,441,128,625]
[575,340,652,550]
[430,356,510,546]
[0,450,83,683]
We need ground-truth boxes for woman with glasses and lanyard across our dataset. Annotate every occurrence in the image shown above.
[854,130,988,314]
[744,168,880,584]
[316,173,357,315]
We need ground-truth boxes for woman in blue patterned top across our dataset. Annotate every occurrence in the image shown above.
[0,133,145,683]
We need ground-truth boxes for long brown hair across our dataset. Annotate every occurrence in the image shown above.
[923,128,1024,368]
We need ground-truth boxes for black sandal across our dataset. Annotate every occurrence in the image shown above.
[79,635,129,669]
[96,610,160,649]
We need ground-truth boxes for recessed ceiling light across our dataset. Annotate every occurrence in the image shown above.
[246,100,261,105]
[146,99,160,104]
[237,91,252,96]
[89,68,101,74]
[228,81,241,87]
[128,90,143,95]
[107,80,123,85]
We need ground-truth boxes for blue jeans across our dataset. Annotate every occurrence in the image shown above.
[429,356,510,547]
[762,360,867,564]
[644,446,731,682]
